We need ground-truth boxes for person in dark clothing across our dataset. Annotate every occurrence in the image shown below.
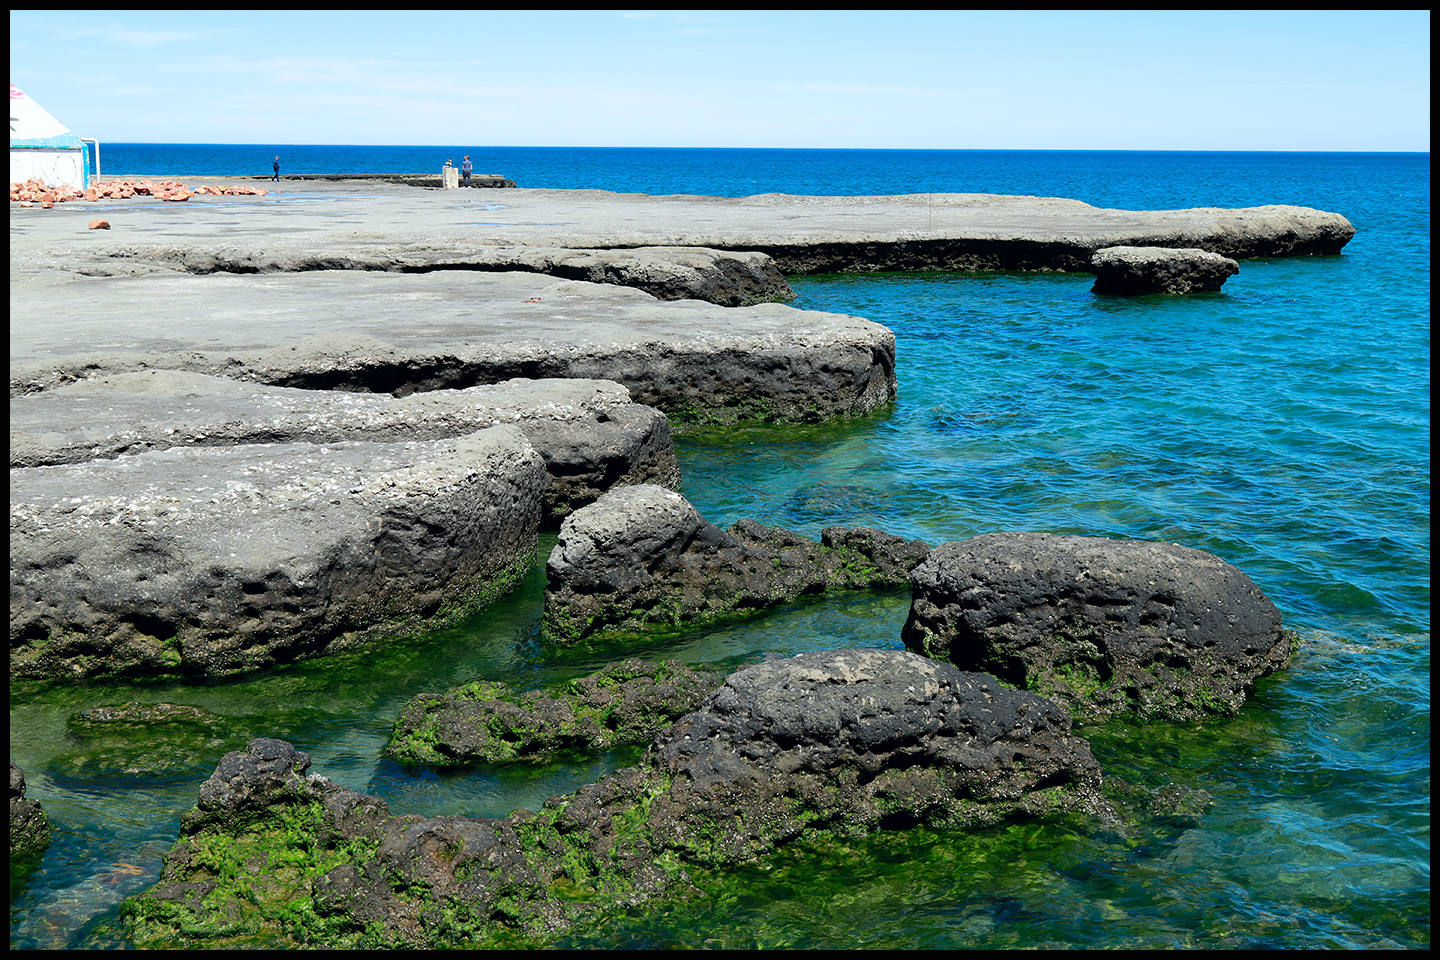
[461,155,472,187]
[273,156,280,182]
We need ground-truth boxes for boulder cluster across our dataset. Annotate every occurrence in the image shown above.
[125,650,1115,948]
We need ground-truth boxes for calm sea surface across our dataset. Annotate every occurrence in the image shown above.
[10,147,1430,948]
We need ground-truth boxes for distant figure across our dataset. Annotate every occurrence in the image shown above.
[273,156,280,182]
[461,155,473,187]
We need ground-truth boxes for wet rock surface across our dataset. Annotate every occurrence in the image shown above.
[386,658,730,766]
[11,425,548,682]
[541,484,932,644]
[902,532,1293,723]
[10,760,52,871]
[1089,245,1240,295]
[52,702,242,786]
[124,650,1113,948]
[10,371,679,526]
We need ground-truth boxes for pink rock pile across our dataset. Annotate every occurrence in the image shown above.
[10,178,268,207]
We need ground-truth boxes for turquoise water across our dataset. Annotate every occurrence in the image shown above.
[9,149,1429,948]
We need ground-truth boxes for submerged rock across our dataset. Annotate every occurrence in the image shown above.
[541,484,931,644]
[386,658,729,766]
[1089,245,1240,295]
[124,650,1112,948]
[52,702,241,785]
[902,532,1293,723]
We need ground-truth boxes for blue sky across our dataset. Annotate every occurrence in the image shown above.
[9,10,1430,151]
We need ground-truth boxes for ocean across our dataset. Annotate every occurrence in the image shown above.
[9,146,1430,948]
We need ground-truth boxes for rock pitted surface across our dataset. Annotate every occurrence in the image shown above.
[124,650,1111,948]
[386,658,729,766]
[8,272,897,433]
[9,371,679,526]
[10,760,52,869]
[902,532,1293,723]
[1089,245,1240,295]
[541,484,931,643]
[89,243,794,307]
[11,426,548,682]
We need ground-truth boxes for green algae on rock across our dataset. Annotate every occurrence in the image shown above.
[386,658,728,766]
[124,650,1114,947]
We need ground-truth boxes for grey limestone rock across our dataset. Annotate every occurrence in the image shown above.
[541,484,930,643]
[902,532,1293,723]
[10,425,548,682]
[1089,245,1240,295]
[9,371,680,526]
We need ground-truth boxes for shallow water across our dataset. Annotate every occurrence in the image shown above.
[9,149,1429,949]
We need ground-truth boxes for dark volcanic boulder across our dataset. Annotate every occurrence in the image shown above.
[902,532,1293,723]
[10,760,52,871]
[1089,245,1240,295]
[124,650,1111,948]
[647,648,1111,866]
[541,484,931,643]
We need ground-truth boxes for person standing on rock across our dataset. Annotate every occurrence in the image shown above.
[462,155,472,187]
[273,156,280,182]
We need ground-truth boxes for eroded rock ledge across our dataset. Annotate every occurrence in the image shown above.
[85,243,796,307]
[10,426,547,682]
[10,371,679,526]
[123,650,1113,947]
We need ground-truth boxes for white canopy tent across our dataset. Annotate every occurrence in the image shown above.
[10,84,94,189]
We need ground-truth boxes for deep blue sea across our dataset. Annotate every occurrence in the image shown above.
[10,147,1430,949]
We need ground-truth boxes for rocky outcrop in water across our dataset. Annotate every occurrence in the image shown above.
[902,532,1293,723]
[541,484,931,643]
[1089,245,1240,295]
[11,426,548,682]
[10,761,51,871]
[386,658,729,766]
[123,649,1113,948]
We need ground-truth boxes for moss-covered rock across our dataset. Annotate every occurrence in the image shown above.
[385,658,728,766]
[124,650,1117,947]
[10,760,52,890]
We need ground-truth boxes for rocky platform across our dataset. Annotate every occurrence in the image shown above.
[122,649,1114,948]
[902,532,1295,723]
[9,371,679,525]
[11,181,1354,280]
[8,270,897,430]
[10,425,548,682]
